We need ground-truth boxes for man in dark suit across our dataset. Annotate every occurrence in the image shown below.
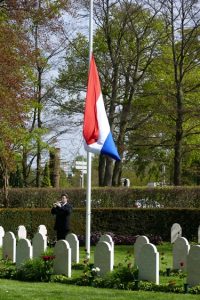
[51,193,72,240]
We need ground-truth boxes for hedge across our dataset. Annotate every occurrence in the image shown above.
[0,208,199,242]
[1,186,200,208]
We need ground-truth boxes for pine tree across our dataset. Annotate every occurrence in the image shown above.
[41,163,51,187]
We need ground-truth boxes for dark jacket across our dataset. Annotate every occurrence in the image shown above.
[51,203,72,231]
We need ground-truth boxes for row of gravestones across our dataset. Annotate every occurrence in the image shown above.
[135,235,200,287]
[0,225,47,247]
[0,222,196,247]
[2,232,78,277]
[171,222,200,243]
[0,227,113,278]
[0,221,193,247]
[55,234,200,287]
[1,224,200,287]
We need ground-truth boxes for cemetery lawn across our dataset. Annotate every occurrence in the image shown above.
[79,243,172,272]
[0,243,195,298]
[0,279,198,300]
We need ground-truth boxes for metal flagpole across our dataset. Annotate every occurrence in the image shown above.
[85,0,93,259]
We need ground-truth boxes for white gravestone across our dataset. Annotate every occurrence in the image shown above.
[99,234,114,267]
[53,240,71,277]
[65,233,79,263]
[3,232,16,263]
[198,226,200,244]
[94,241,113,276]
[38,225,47,237]
[138,243,159,285]
[187,245,200,287]
[16,238,32,267]
[32,232,47,258]
[134,236,149,267]
[17,225,27,240]
[173,237,190,271]
[171,223,182,243]
[0,226,5,247]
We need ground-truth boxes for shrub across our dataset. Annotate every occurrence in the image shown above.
[0,259,16,279]
[0,207,200,241]
[15,255,55,282]
[2,186,200,208]
[77,232,162,246]
[15,258,45,281]
[189,285,200,294]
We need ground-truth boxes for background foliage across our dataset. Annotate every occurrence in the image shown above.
[0,207,199,242]
[1,187,200,208]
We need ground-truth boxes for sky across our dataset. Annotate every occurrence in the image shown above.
[43,9,90,173]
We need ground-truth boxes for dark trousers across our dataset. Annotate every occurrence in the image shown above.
[56,230,69,240]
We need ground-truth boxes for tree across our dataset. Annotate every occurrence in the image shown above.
[9,165,23,188]
[57,0,165,186]
[49,148,60,188]
[41,162,51,187]
[144,0,200,185]
[0,1,32,203]
[18,0,72,187]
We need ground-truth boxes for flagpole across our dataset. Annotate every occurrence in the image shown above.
[85,0,93,259]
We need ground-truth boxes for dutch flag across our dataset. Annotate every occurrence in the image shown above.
[83,55,120,161]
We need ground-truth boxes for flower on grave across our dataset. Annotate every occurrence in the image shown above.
[96,267,100,272]
[42,255,55,261]
[39,255,56,282]
[91,267,100,276]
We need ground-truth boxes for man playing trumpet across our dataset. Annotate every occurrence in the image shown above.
[51,193,72,240]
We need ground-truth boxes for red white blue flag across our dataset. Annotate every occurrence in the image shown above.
[83,55,120,161]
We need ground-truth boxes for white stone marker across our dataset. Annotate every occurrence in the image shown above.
[17,225,27,240]
[53,240,71,277]
[38,225,47,237]
[65,233,79,263]
[134,235,149,267]
[16,238,32,267]
[94,241,113,276]
[0,226,5,247]
[198,226,200,244]
[173,237,190,271]
[99,234,114,267]
[32,232,47,258]
[3,231,16,263]
[187,245,200,287]
[138,243,159,285]
[171,223,182,243]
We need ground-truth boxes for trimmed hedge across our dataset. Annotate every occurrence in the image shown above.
[1,186,200,208]
[0,208,199,242]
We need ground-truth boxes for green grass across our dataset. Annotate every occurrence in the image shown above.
[0,279,198,300]
[0,243,197,299]
[81,243,172,271]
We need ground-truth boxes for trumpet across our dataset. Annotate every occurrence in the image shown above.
[53,201,62,207]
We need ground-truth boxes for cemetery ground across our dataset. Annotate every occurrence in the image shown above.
[0,243,199,299]
[0,279,198,300]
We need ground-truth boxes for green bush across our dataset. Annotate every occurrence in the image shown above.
[189,285,200,294]
[0,208,200,241]
[2,186,200,208]
[97,265,137,290]
[0,259,16,279]
[15,255,54,282]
